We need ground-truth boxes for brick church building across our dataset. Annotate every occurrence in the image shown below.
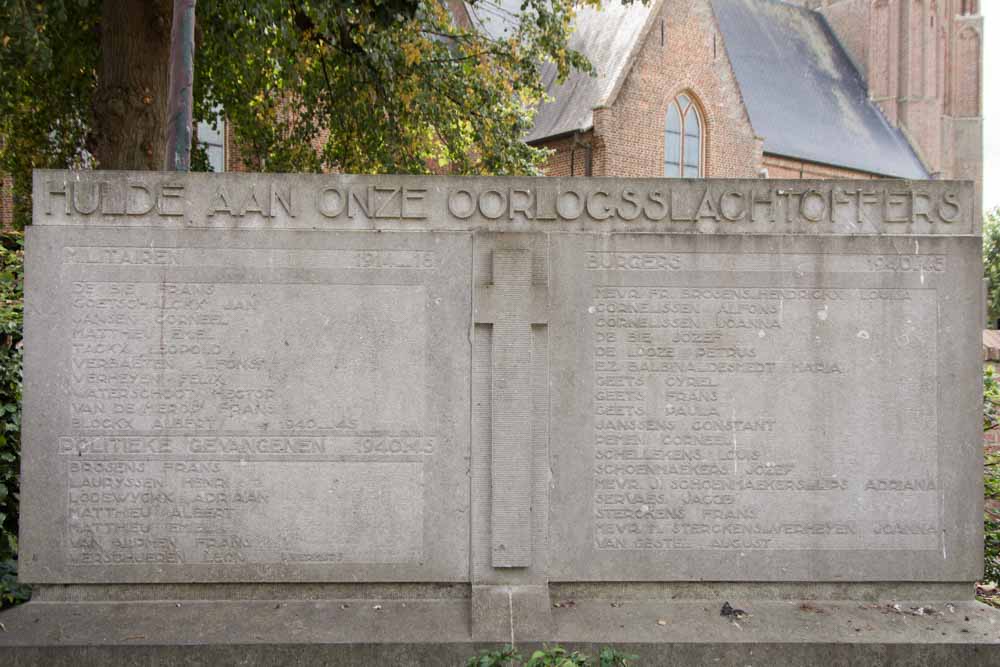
[517,0,983,208]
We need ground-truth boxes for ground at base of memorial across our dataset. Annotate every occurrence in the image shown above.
[1,597,998,666]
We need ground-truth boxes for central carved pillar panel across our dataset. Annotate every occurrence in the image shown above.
[488,248,534,567]
[470,233,552,640]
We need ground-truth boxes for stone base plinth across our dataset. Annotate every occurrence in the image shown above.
[2,596,999,666]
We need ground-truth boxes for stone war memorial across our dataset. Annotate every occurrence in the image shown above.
[1,170,998,664]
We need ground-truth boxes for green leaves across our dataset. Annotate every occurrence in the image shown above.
[985,362,1000,584]
[0,558,30,608]
[0,1,98,228]
[985,450,1000,583]
[526,647,589,667]
[468,645,520,667]
[985,366,1000,433]
[466,645,637,667]
[193,0,592,176]
[984,207,1000,326]
[0,233,23,608]
[598,647,639,667]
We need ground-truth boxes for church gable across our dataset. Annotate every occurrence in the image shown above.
[590,0,761,177]
[524,0,655,143]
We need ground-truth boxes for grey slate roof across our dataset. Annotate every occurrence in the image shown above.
[517,0,655,142]
[513,0,927,178]
[711,0,927,178]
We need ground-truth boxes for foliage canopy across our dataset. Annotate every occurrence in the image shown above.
[983,207,1000,326]
[1,0,609,227]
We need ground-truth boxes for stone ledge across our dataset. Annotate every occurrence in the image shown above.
[1,599,998,666]
[4,642,999,667]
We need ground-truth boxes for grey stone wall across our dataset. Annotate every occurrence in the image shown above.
[19,171,982,586]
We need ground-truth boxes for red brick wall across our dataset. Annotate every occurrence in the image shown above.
[224,122,247,173]
[985,425,1000,455]
[0,175,13,230]
[586,0,763,178]
[821,1,981,183]
[762,154,879,180]
[536,131,598,177]
[953,21,982,118]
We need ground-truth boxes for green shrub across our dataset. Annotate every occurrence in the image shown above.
[986,366,1000,432]
[984,364,1000,585]
[595,647,639,667]
[0,233,25,609]
[984,208,1000,326]
[467,645,637,667]
[986,449,1000,584]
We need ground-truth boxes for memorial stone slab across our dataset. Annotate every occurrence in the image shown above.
[2,170,995,665]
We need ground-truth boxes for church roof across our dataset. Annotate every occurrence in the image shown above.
[514,0,928,178]
[516,0,656,143]
[711,0,927,178]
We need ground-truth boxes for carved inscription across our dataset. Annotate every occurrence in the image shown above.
[39,172,969,231]
[589,270,939,552]
[66,461,422,564]
[63,267,434,565]
[64,247,439,271]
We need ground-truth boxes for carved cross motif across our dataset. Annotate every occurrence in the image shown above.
[475,248,548,568]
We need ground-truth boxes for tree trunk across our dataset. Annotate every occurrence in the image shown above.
[90,0,173,170]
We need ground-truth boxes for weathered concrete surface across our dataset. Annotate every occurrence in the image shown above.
[547,233,982,581]
[21,171,983,586]
[21,224,472,583]
[0,597,998,665]
[12,170,991,654]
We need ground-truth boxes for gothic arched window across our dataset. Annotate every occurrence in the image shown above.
[665,93,702,177]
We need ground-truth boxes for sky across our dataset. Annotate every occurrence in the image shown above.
[985,3,998,212]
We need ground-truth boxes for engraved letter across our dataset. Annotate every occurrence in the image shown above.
[508,189,533,220]
[478,190,506,220]
[938,192,960,223]
[207,186,235,217]
[317,187,345,218]
[401,188,427,219]
[618,188,642,221]
[447,189,475,219]
[271,184,295,218]
[695,189,721,221]
[719,191,746,222]
[73,181,100,215]
[556,190,584,220]
[46,180,70,215]
[157,182,185,216]
[586,191,613,221]
[644,189,669,221]
[799,190,827,223]
[126,183,156,216]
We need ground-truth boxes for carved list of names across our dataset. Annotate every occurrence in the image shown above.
[33,235,472,578]
[588,251,941,553]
